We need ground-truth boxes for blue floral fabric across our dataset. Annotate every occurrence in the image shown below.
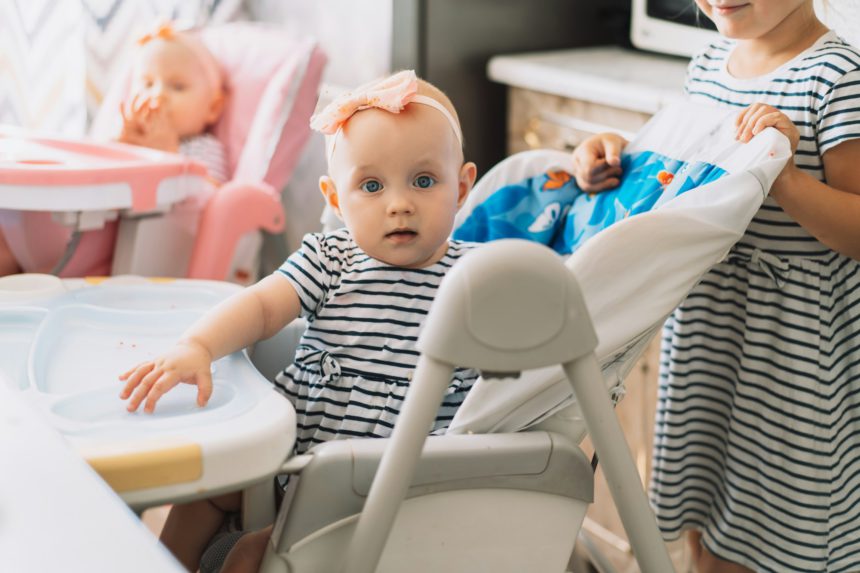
[454,151,728,255]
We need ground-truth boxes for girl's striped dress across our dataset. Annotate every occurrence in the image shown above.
[650,31,860,572]
[274,229,477,454]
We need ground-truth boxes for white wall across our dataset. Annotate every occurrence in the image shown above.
[247,0,393,89]
[818,0,860,46]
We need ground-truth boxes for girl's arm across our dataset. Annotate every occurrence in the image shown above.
[120,274,302,413]
[771,139,860,261]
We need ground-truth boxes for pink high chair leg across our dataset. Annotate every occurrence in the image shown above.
[187,181,285,280]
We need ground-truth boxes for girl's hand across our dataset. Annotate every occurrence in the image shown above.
[571,132,628,192]
[119,339,213,413]
[736,103,800,153]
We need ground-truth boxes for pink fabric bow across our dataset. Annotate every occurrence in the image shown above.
[310,70,419,135]
[137,21,176,45]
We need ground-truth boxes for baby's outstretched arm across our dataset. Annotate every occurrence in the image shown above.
[119,274,302,413]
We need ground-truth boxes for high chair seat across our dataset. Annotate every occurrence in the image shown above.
[268,432,592,573]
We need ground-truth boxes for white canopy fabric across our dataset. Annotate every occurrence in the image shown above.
[448,101,791,437]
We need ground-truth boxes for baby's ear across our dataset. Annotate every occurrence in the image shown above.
[206,90,225,124]
[319,176,343,219]
[457,161,477,207]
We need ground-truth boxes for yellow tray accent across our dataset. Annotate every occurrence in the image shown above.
[87,443,202,492]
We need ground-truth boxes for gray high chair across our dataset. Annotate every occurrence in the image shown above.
[236,101,791,572]
[251,240,674,573]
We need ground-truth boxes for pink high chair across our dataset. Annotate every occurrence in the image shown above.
[0,22,326,281]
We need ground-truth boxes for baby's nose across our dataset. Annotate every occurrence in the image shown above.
[386,191,416,215]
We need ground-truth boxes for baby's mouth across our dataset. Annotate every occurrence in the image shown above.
[385,229,418,243]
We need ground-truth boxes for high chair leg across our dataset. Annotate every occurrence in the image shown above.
[562,353,674,573]
[242,479,277,532]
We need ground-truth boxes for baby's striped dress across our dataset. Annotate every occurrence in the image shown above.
[274,229,477,454]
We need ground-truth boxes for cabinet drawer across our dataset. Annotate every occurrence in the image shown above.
[507,87,651,154]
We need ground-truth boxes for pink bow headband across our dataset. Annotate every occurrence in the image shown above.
[137,22,223,96]
[310,70,463,159]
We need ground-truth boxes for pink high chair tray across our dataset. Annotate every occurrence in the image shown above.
[0,126,208,213]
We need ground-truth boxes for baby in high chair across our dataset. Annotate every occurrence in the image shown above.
[0,22,227,278]
[118,21,227,183]
[118,69,478,573]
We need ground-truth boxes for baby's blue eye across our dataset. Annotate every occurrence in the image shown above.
[361,180,383,193]
[414,175,436,189]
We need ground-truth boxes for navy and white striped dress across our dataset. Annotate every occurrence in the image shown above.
[650,32,860,572]
[274,230,478,454]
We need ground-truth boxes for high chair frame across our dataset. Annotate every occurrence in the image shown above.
[254,239,674,573]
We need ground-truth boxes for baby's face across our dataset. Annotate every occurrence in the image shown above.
[324,104,474,269]
[130,40,221,138]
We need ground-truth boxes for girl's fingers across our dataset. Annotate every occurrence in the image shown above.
[736,104,758,137]
[575,173,620,193]
[738,107,768,142]
[603,138,626,167]
[736,102,764,129]
[573,141,601,170]
[588,161,623,180]
[587,177,621,192]
[751,111,783,136]
[575,163,623,192]
[735,104,752,128]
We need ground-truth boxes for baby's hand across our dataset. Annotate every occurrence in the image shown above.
[118,94,180,152]
[118,94,148,145]
[571,133,628,192]
[735,103,799,153]
[119,339,213,413]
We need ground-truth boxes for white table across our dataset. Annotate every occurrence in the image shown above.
[0,381,186,573]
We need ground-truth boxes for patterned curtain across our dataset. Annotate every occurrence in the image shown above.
[0,1,86,136]
[0,0,247,137]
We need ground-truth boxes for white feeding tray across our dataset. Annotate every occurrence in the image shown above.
[2,277,296,509]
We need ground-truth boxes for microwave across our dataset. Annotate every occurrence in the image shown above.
[630,0,720,58]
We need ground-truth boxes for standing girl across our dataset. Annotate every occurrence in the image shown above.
[572,1,860,571]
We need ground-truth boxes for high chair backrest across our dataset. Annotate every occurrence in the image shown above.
[447,102,792,440]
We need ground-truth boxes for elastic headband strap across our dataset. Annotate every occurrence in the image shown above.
[410,94,463,145]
